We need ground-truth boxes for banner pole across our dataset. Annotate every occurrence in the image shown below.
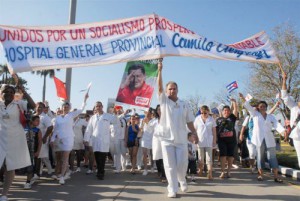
[65,0,77,102]
[278,62,284,74]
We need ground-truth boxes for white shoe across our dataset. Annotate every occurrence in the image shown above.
[64,175,71,180]
[32,174,40,181]
[167,192,176,198]
[86,169,93,174]
[59,177,65,185]
[24,182,31,189]
[151,167,155,173]
[142,170,148,176]
[180,182,188,193]
[0,196,8,201]
[232,164,239,169]
[137,165,142,170]
[76,167,81,172]
[114,170,120,174]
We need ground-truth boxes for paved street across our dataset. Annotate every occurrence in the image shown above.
[5,163,300,201]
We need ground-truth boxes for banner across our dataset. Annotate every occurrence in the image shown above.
[0,14,279,73]
[116,60,158,108]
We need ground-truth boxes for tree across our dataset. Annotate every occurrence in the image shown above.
[248,23,300,118]
[0,64,28,88]
[0,64,9,84]
[184,92,206,116]
[32,69,60,102]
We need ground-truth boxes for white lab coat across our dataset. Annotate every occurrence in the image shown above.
[152,119,163,160]
[51,109,83,151]
[73,118,88,150]
[0,100,31,171]
[84,113,118,152]
[281,90,300,140]
[244,101,285,148]
[194,115,216,148]
[157,92,194,144]
[38,112,52,158]
[140,118,156,149]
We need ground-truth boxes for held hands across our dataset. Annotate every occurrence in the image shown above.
[158,58,163,71]
[282,72,287,81]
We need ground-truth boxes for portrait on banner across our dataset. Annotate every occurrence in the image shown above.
[116,60,158,108]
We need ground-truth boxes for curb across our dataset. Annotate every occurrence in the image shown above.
[265,163,300,180]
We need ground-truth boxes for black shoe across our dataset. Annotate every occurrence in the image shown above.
[97,174,104,180]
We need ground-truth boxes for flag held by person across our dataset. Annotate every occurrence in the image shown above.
[53,76,67,101]
[226,81,238,93]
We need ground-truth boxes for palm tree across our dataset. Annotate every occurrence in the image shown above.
[0,64,9,84]
[32,69,60,102]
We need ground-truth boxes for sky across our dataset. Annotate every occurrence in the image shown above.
[0,0,299,113]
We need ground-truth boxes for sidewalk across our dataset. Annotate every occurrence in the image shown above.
[5,164,300,201]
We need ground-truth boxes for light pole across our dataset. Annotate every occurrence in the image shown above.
[65,0,77,102]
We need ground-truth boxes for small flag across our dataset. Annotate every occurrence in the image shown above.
[226,81,238,93]
[53,76,68,101]
[245,93,253,101]
[226,95,231,102]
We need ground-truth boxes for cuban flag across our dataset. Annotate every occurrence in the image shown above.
[226,81,238,93]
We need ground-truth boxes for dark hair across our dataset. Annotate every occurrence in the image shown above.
[31,115,40,122]
[0,84,15,94]
[258,101,268,108]
[155,105,160,118]
[128,64,145,75]
[222,105,230,111]
[187,132,193,138]
[36,102,46,108]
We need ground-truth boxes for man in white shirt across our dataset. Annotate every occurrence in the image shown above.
[84,101,118,180]
[157,60,198,198]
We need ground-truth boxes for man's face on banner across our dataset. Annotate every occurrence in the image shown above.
[128,69,145,89]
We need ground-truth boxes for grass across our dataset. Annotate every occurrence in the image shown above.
[276,141,299,170]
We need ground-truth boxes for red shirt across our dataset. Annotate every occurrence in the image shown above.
[116,82,153,107]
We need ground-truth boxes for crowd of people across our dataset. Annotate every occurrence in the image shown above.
[0,61,299,200]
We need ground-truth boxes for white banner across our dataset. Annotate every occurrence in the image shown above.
[0,14,279,73]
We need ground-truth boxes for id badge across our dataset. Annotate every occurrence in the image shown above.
[2,114,9,119]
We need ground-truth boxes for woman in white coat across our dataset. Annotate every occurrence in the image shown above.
[240,93,285,183]
[70,115,87,172]
[194,105,216,179]
[140,108,156,176]
[84,101,118,180]
[50,94,88,185]
[152,105,166,182]
[281,72,300,168]
[0,84,31,201]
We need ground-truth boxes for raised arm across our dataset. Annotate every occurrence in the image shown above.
[157,58,163,95]
[267,101,280,114]
[282,72,287,91]
[239,93,257,117]
[281,72,297,109]
[231,99,238,117]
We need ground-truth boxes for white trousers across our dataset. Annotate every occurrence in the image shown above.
[161,141,188,193]
[113,139,127,171]
[293,139,300,168]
